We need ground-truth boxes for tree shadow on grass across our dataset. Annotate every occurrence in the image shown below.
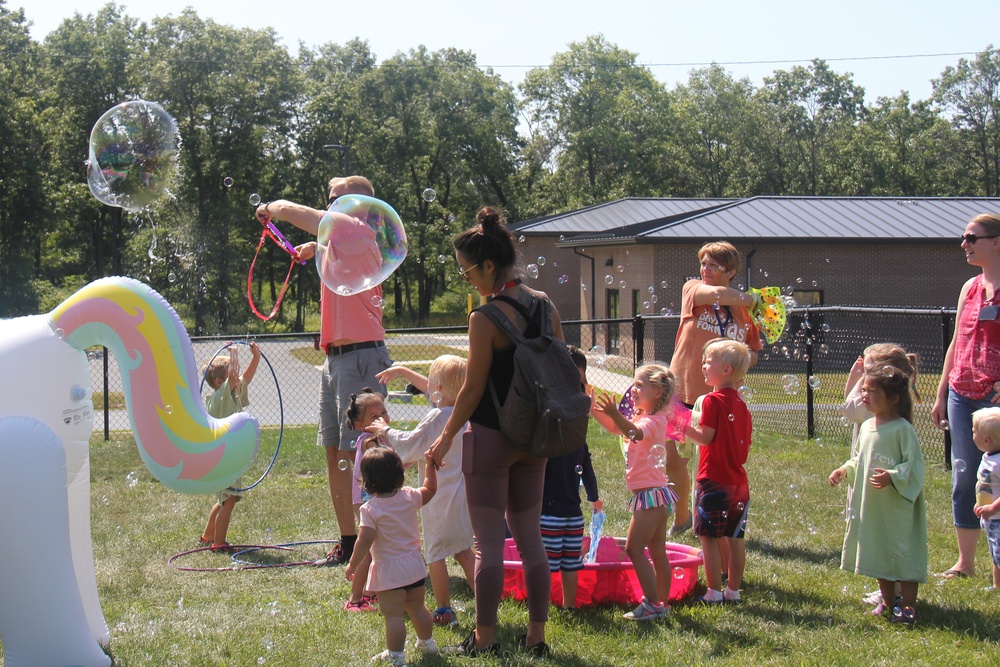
[746,536,841,566]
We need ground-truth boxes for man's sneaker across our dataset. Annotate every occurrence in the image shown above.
[314,543,350,567]
[370,649,405,666]
[623,597,669,620]
[432,606,459,627]
[344,596,377,612]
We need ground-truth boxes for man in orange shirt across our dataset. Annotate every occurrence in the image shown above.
[257,176,391,570]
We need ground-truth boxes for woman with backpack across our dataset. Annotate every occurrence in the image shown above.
[427,206,561,658]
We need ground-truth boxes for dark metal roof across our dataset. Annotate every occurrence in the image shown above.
[524,196,1000,243]
[512,197,734,235]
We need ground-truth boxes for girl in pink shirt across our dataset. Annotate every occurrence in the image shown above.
[593,364,679,621]
[345,446,438,667]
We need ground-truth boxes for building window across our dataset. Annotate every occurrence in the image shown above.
[793,290,823,306]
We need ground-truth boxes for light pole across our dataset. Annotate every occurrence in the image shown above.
[323,144,351,175]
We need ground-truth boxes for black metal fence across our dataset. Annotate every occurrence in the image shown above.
[91,306,954,462]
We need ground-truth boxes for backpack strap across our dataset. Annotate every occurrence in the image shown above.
[490,294,553,338]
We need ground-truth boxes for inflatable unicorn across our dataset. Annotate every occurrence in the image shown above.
[0,277,259,667]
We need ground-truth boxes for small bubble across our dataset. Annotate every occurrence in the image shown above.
[812,280,818,287]
[807,375,821,390]
[672,566,686,580]
[737,385,754,402]
[126,471,139,488]
[781,374,800,395]
[371,295,384,308]
[796,277,803,284]
[249,193,261,206]
[421,187,436,202]
[882,365,895,377]
[650,294,658,303]
[437,254,447,264]
[558,274,569,284]
[605,274,614,285]
[337,460,349,471]
[647,285,655,294]
[660,280,668,289]
[642,300,651,309]
[526,264,539,279]
[537,256,546,266]
[164,404,174,414]
[954,459,967,474]
[617,265,624,273]
[54,328,66,339]
[559,234,565,242]
[223,176,233,188]
[619,280,627,289]
[519,235,526,243]
[627,429,637,440]
[575,465,584,475]
[939,419,950,430]
[727,413,735,422]
[430,390,443,404]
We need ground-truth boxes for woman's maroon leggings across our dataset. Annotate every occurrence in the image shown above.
[462,425,550,627]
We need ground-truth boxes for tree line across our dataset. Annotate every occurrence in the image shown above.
[2,1,998,332]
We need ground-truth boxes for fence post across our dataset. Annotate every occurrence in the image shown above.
[805,310,815,439]
[103,346,110,441]
[633,315,645,369]
[941,308,952,469]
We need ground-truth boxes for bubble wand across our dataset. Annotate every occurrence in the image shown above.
[247,195,304,321]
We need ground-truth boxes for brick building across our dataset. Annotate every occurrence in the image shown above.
[511,196,1000,327]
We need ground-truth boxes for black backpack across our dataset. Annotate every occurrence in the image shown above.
[477,294,591,458]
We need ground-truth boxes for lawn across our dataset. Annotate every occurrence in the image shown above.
[15,423,1000,666]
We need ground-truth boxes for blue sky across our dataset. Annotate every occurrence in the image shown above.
[21,0,1000,103]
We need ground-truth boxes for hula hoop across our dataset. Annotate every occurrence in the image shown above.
[200,339,284,492]
[167,540,338,571]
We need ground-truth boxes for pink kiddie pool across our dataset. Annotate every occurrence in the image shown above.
[502,537,703,606]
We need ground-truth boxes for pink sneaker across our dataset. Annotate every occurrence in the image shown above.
[344,595,378,612]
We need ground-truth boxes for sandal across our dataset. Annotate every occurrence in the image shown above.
[442,629,500,657]
[938,568,970,579]
[517,634,551,657]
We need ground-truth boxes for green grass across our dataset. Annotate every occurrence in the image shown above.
[16,425,1000,666]
[92,391,126,410]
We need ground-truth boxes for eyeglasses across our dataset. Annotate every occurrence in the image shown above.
[961,233,999,244]
[458,262,479,280]
[327,195,337,208]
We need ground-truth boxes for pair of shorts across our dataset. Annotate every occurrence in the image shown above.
[393,577,426,591]
[540,514,585,572]
[984,518,1000,569]
[694,479,749,539]
[217,481,244,504]
[626,486,678,513]
[316,344,391,450]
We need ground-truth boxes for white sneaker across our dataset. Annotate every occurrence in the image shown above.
[623,597,669,620]
[723,587,741,602]
[371,649,406,666]
[415,637,438,654]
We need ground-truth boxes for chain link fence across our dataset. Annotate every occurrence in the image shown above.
[90,307,954,463]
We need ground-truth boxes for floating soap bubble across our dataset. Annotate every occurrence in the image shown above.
[315,194,407,295]
[617,265,624,273]
[737,385,753,402]
[537,256,546,266]
[642,300,651,309]
[660,280,668,289]
[881,365,896,377]
[223,176,233,188]
[727,413,735,422]
[954,459,967,474]
[526,264,539,279]
[781,374,800,395]
[126,471,139,488]
[167,272,176,283]
[421,187,436,202]
[647,285,655,294]
[249,193,261,206]
[589,345,607,366]
[648,443,667,469]
[337,459,349,471]
[939,419,950,430]
[558,274,569,284]
[574,465,584,475]
[518,235,526,243]
[87,100,179,211]
[430,390,443,405]
[559,234,565,241]
[807,375,821,390]
[605,274,614,285]
[627,429,637,441]
[672,566,685,580]
[371,294,384,308]
[437,254,447,264]
[619,280,627,290]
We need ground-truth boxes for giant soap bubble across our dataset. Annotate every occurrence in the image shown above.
[315,194,408,295]
[87,100,179,211]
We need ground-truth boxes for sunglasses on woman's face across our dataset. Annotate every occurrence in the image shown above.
[961,233,999,244]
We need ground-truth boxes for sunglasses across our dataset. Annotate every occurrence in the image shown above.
[961,233,999,244]
[458,262,479,280]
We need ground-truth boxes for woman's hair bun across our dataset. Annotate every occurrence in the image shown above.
[476,206,504,231]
